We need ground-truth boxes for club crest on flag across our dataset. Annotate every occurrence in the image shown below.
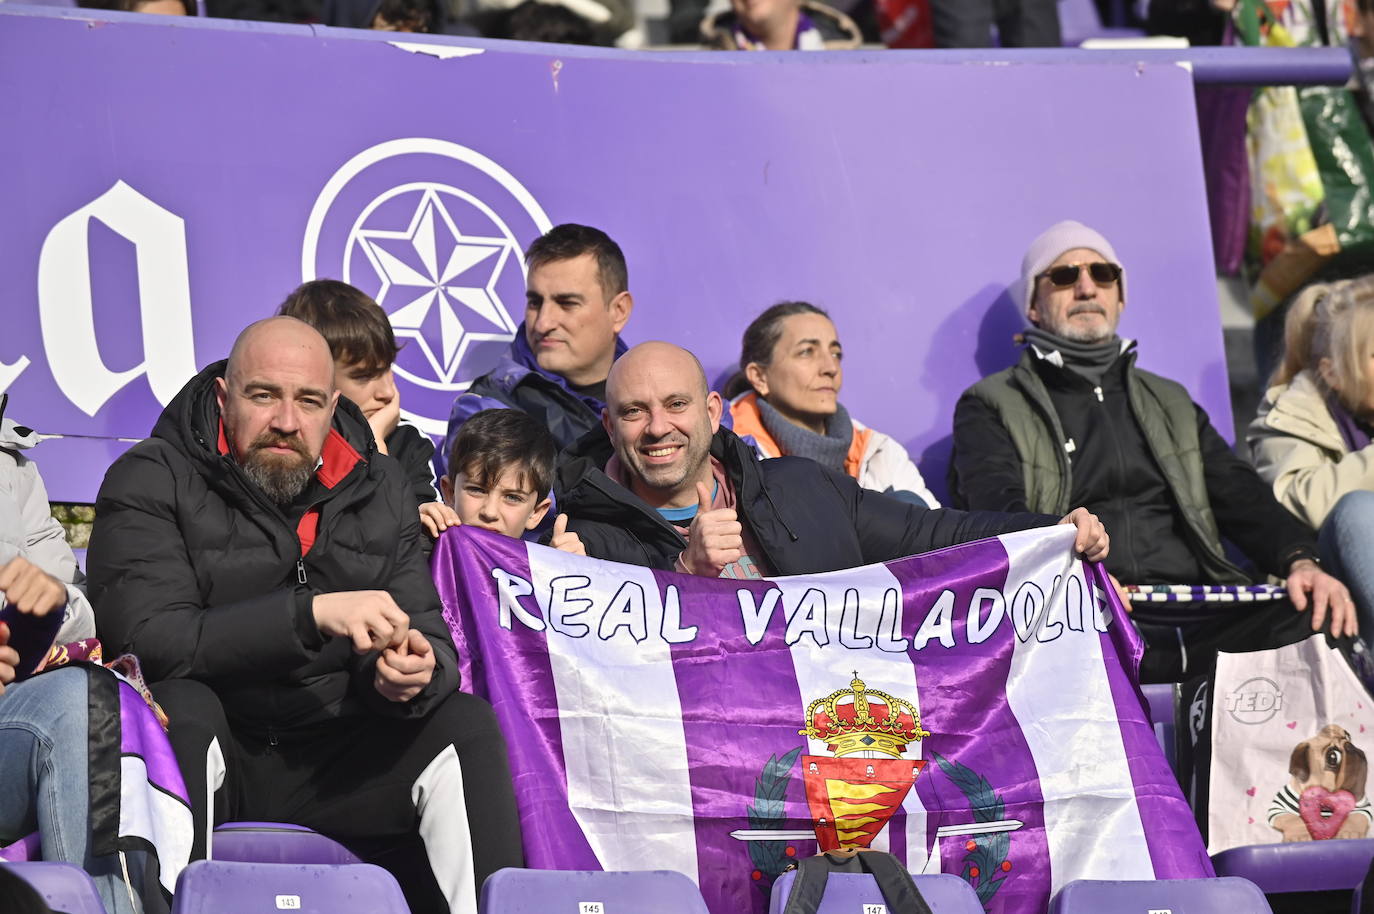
[798,673,928,852]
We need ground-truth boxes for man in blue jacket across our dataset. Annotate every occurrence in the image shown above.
[440,223,632,476]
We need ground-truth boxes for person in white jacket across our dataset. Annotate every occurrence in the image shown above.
[724,302,939,507]
[1249,275,1374,643]
[0,394,152,914]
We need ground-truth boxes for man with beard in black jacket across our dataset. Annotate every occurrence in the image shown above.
[948,220,1358,683]
[554,340,1109,577]
[88,317,521,914]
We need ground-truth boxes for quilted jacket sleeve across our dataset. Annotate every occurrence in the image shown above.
[89,443,320,683]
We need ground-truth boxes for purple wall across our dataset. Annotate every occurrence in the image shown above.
[0,6,1229,504]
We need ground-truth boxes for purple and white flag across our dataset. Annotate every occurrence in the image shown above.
[432,525,1209,914]
[89,665,195,902]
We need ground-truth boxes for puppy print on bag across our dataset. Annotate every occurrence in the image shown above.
[1268,725,1372,841]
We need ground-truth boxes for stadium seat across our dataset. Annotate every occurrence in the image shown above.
[1048,876,1273,912]
[211,821,362,865]
[1141,682,1178,773]
[767,870,983,914]
[1211,839,1374,895]
[170,860,408,914]
[479,868,710,913]
[2,861,108,914]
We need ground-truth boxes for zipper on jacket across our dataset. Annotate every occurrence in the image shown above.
[267,729,278,750]
[296,559,308,585]
[1093,386,1104,403]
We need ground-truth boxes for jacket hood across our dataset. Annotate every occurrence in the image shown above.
[0,394,41,451]
[1256,371,1346,452]
[152,360,376,481]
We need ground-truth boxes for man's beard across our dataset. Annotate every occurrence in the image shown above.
[241,433,314,506]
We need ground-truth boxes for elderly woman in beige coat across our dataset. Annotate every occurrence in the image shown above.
[1249,275,1374,642]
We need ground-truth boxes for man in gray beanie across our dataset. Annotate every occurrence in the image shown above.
[947,220,1357,683]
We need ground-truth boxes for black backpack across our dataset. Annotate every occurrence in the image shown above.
[781,848,935,914]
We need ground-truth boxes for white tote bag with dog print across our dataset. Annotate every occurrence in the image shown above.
[1207,634,1374,853]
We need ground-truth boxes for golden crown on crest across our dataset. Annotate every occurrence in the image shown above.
[799,673,930,759]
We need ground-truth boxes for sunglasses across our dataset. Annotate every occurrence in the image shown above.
[1039,262,1121,288]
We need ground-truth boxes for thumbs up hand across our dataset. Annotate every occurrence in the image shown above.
[550,513,586,556]
[680,481,743,577]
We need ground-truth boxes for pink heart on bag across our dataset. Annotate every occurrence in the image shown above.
[1298,786,1357,840]
[1246,787,1257,796]
[1248,817,1255,824]
[1287,721,1298,729]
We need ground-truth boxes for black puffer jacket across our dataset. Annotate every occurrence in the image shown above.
[385,423,437,508]
[89,361,459,731]
[554,427,1057,575]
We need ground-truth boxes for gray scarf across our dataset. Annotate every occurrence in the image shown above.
[1023,326,1129,387]
[756,396,853,473]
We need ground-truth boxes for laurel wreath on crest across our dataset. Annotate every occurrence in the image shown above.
[932,752,1012,905]
[746,746,803,888]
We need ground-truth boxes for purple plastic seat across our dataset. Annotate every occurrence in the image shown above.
[767,871,983,914]
[479,868,709,913]
[3,861,108,914]
[211,821,362,865]
[170,860,408,914]
[1211,839,1374,895]
[1141,682,1178,773]
[1048,876,1273,913]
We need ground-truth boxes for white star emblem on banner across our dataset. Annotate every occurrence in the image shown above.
[356,188,518,383]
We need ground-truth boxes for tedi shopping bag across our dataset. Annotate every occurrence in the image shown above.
[1206,634,1374,853]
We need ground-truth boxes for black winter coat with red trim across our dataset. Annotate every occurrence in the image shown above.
[89,360,459,732]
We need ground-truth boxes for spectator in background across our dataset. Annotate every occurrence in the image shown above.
[423,408,584,553]
[114,0,192,13]
[555,340,1106,577]
[324,0,479,34]
[502,0,596,42]
[701,0,861,48]
[929,0,1059,47]
[279,280,439,512]
[950,220,1356,682]
[1249,275,1374,645]
[0,399,153,914]
[724,302,938,507]
[441,223,633,475]
[89,318,522,914]
[0,401,94,656]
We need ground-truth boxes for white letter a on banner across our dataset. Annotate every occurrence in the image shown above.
[38,181,196,416]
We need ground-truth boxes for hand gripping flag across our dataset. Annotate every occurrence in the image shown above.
[432,525,1210,914]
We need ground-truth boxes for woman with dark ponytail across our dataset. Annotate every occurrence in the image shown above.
[725,302,938,507]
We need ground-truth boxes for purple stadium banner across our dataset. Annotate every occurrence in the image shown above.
[0,6,1230,504]
[433,524,1210,914]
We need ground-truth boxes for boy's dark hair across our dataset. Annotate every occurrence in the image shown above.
[525,224,628,303]
[447,409,556,499]
[278,280,399,375]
